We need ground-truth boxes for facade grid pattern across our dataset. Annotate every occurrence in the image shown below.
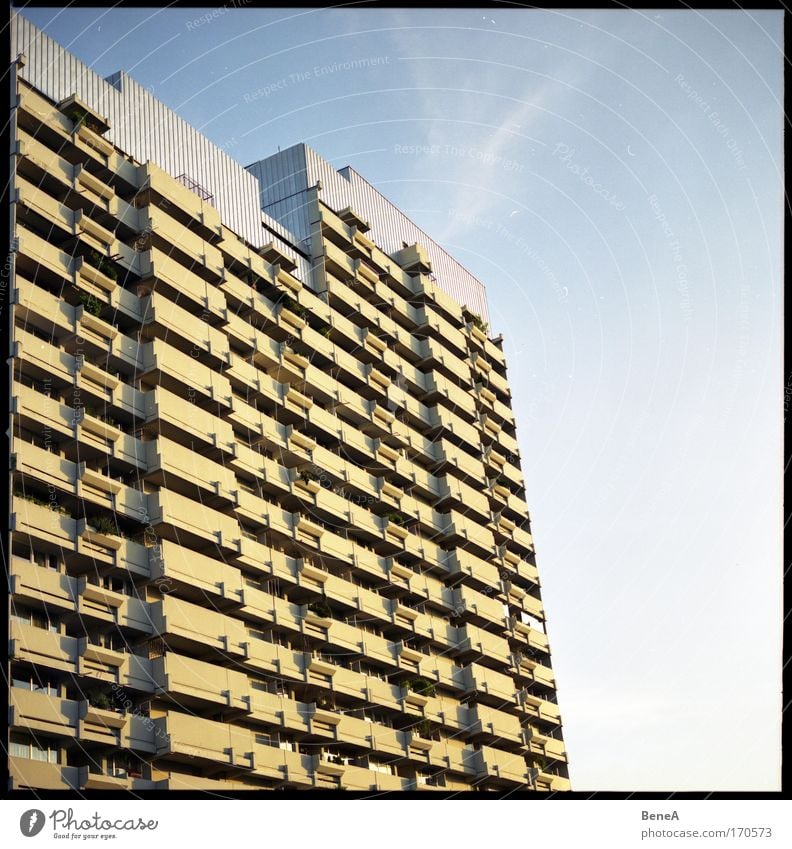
[7,17,569,794]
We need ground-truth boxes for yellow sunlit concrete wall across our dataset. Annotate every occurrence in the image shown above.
[8,71,569,793]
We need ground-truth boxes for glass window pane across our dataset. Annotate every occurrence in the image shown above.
[10,740,29,758]
[31,745,48,761]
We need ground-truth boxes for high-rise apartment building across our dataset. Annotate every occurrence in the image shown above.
[6,16,570,792]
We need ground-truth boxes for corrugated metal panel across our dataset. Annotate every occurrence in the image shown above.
[13,14,488,319]
[248,144,490,323]
[11,13,303,269]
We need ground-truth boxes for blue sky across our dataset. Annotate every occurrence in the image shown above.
[20,7,783,791]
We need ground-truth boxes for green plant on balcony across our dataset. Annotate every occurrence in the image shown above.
[78,290,103,316]
[403,676,436,697]
[299,469,319,484]
[470,314,488,334]
[308,600,332,619]
[68,107,104,135]
[16,491,47,508]
[88,691,113,710]
[319,324,333,339]
[90,515,119,536]
[85,249,118,282]
[414,717,434,738]
[463,306,489,335]
[383,511,406,526]
[14,490,70,515]
[281,295,307,319]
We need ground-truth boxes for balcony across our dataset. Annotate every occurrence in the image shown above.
[523,728,568,763]
[440,548,502,593]
[153,711,257,774]
[140,204,223,281]
[9,620,78,673]
[149,538,244,607]
[534,771,571,792]
[9,757,80,791]
[140,291,230,367]
[137,248,226,324]
[81,701,128,732]
[9,687,79,739]
[14,327,75,385]
[508,619,550,654]
[13,275,73,337]
[439,513,497,560]
[16,107,72,170]
[149,595,248,660]
[459,663,519,707]
[516,691,562,725]
[147,487,241,550]
[473,745,530,785]
[152,653,251,715]
[144,434,236,504]
[11,498,76,551]
[9,555,74,611]
[144,385,236,457]
[75,518,122,553]
[464,703,522,744]
[259,238,298,273]
[393,242,432,274]
[139,162,221,242]
[512,653,555,689]
[80,639,126,669]
[452,624,510,666]
[140,338,232,408]
[78,767,131,790]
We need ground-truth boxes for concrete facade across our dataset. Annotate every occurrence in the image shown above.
[7,15,569,792]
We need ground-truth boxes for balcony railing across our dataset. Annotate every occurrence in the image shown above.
[175,173,214,203]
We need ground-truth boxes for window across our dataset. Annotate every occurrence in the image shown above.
[9,733,29,759]
[12,674,58,696]
[106,755,127,777]
[250,678,288,697]
[32,742,58,763]
[10,608,59,632]
[9,733,58,763]
[108,576,129,595]
[33,551,59,570]
[103,633,128,652]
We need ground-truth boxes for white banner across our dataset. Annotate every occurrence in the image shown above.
[1,799,789,849]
